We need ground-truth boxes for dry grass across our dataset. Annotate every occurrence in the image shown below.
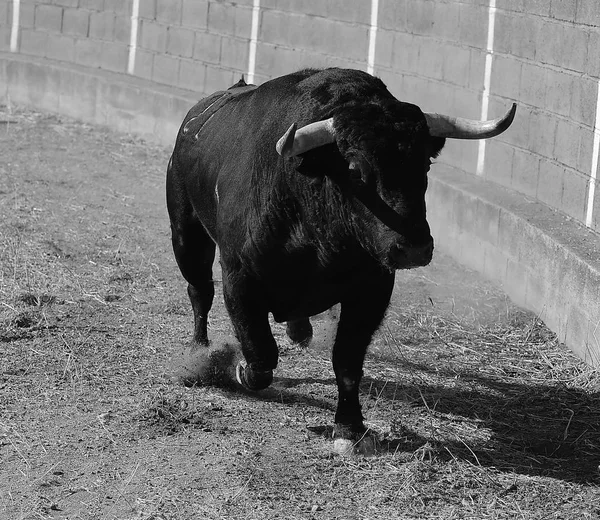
[1,107,599,519]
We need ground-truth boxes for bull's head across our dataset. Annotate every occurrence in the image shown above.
[276,102,516,271]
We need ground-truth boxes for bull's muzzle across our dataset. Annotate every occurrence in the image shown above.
[388,237,434,269]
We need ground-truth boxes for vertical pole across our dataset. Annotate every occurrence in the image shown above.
[10,0,20,53]
[367,0,379,75]
[585,82,600,228]
[476,0,497,176]
[127,0,140,75]
[247,0,260,84]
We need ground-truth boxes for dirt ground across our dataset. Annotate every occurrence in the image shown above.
[1,107,599,520]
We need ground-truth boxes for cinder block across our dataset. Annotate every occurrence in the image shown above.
[104,0,133,15]
[193,31,221,64]
[576,0,600,27]
[406,0,435,36]
[0,1,8,25]
[528,110,557,159]
[79,0,105,11]
[36,4,63,32]
[45,34,76,62]
[378,0,407,32]
[19,3,34,28]
[561,167,588,222]
[418,38,445,80]
[208,1,236,36]
[139,20,167,53]
[0,26,9,52]
[550,0,576,22]
[391,33,420,75]
[133,48,154,80]
[182,0,209,29]
[571,76,596,129]
[519,62,546,108]
[377,69,404,96]
[442,45,470,88]
[511,148,540,198]
[543,69,573,118]
[432,1,460,41]
[114,15,130,44]
[497,0,525,12]
[587,31,600,79]
[536,158,564,209]
[468,48,486,91]
[513,14,541,61]
[167,26,195,58]
[63,8,90,37]
[483,140,514,189]
[19,28,49,57]
[101,41,128,73]
[490,54,521,100]
[57,68,98,122]
[458,3,487,49]
[259,9,287,46]
[139,0,156,20]
[554,119,582,170]
[578,126,594,175]
[179,58,207,92]
[157,0,182,25]
[233,5,252,39]
[52,0,79,8]
[204,64,235,93]
[524,0,551,16]
[74,38,102,68]
[89,10,115,41]
[220,36,248,71]
[326,0,371,24]
[153,53,180,86]
[375,29,394,70]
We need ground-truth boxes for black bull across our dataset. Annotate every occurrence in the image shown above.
[167,68,515,450]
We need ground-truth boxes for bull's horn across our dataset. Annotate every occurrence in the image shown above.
[276,118,335,157]
[424,103,517,139]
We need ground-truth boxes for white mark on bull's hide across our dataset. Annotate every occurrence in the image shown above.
[247,0,261,84]
[367,0,379,76]
[215,182,220,204]
[10,0,20,53]
[585,82,600,228]
[476,0,497,176]
[127,0,140,74]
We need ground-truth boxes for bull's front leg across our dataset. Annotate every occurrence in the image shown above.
[332,273,394,454]
[222,274,279,391]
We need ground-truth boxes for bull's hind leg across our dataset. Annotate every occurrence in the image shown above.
[167,169,216,346]
[332,273,394,452]
[171,221,216,345]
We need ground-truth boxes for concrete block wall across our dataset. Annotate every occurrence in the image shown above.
[135,0,252,94]
[4,0,132,73]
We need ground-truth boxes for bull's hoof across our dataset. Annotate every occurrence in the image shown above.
[235,361,273,391]
[332,425,378,456]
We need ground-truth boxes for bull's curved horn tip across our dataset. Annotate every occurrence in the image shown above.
[276,123,297,157]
